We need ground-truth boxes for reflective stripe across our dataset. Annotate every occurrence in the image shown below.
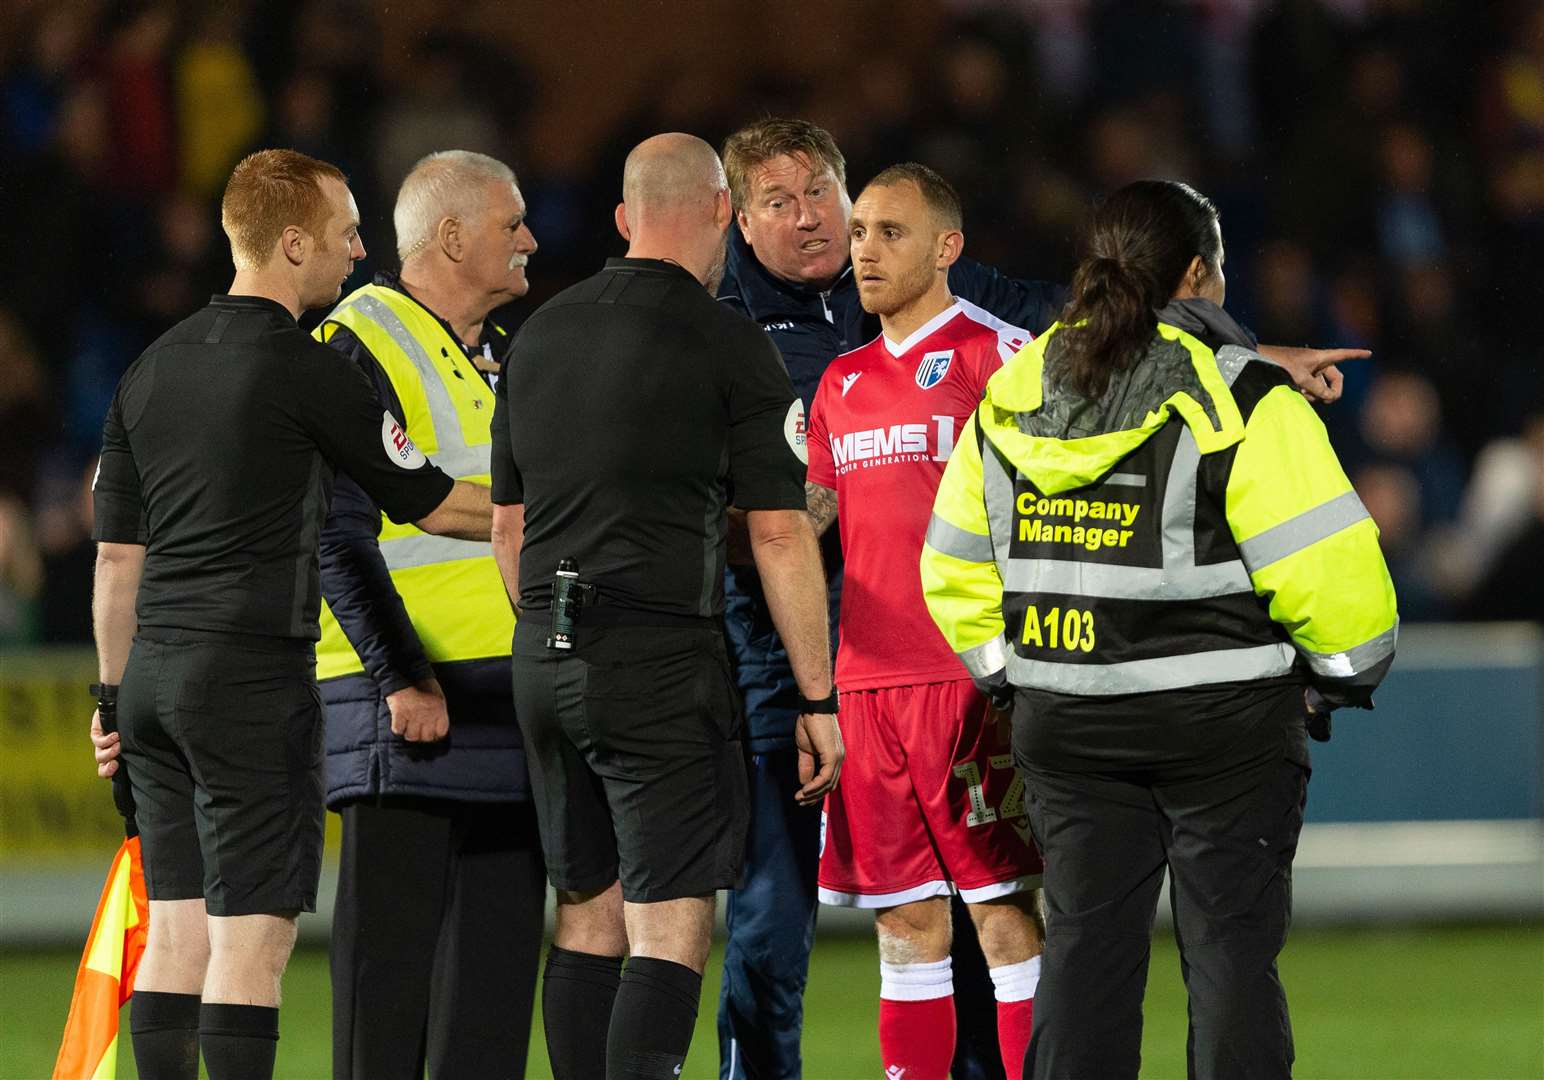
[982,438,1014,581]
[1238,490,1370,573]
[1104,472,1146,487]
[1215,344,1256,386]
[1001,558,1251,600]
[1161,426,1201,570]
[958,636,1007,678]
[926,514,995,564]
[344,295,469,453]
[1298,619,1398,678]
[1007,641,1295,695]
[380,533,495,572]
[429,442,492,479]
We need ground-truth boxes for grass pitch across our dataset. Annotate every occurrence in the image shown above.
[3,923,1540,1078]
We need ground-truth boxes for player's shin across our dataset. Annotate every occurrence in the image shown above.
[989,954,1041,1079]
[878,956,956,1080]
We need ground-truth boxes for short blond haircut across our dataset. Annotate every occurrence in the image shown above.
[220,149,348,271]
[722,117,847,212]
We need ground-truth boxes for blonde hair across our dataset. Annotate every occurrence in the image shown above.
[220,149,347,272]
[393,150,517,263]
[722,117,847,212]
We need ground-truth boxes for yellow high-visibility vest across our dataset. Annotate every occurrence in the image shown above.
[314,284,513,680]
[921,319,1397,699]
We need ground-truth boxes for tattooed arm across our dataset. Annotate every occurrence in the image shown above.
[806,480,838,537]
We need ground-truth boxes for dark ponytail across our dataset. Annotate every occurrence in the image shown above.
[1054,180,1221,400]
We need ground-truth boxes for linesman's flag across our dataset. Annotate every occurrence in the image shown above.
[52,835,149,1080]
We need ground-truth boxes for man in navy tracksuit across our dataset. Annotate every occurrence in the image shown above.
[715,119,1063,1080]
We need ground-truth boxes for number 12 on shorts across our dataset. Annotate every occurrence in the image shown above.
[954,754,1024,828]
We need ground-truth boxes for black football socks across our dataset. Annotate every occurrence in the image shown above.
[198,1002,279,1080]
[606,956,703,1080]
[129,990,201,1080]
[543,945,624,1079]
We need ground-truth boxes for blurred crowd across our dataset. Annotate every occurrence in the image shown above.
[1,0,1540,646]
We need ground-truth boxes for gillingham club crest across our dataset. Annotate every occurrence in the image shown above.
[915,349,954,390]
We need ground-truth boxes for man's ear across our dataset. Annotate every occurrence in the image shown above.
[437,216,463,261]
[614,203,632,243]
[280,224,307,267]
[714,188,732,231]
[938,229,964,269]
[735,207,751,241]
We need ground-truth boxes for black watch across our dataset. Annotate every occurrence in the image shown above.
[796,689,839,714]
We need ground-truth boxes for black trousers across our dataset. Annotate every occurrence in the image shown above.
[1017,688,1310,1080]
[330,797,546,1080]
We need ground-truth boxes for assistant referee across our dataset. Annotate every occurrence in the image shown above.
[88,149,491,1080]
[489,133,843,1080]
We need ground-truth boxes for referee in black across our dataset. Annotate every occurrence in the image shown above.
[87,149,491,1080]
[489,132,843,1080]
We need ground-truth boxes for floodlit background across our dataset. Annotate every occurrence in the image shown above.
[1,1,1540,1077]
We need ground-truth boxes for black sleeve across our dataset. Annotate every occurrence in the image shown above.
[317,330,434,694]
[297,340,455,523]
[489,354,522,505]
[92,378,148,544]
[724,323,806,511]
[948,257,1068,336]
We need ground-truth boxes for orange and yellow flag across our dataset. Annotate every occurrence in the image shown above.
[52,836,150,1080]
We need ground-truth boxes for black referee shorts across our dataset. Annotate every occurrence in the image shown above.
[511,617,749,903]
[118,627,325,916]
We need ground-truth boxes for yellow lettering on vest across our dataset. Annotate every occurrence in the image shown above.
[1121,504,1140,528]
[1119,529,1133,546]
[1016,492,1037,515]
[1021,606,1043,647]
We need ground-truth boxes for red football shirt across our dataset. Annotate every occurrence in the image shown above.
[807,299,1032,690]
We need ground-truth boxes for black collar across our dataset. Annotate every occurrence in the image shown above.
[211,294,296,322]
[604,256,700,283]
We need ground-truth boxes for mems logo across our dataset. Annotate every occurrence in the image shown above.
[380,411,427,469]
[829,415,957,472]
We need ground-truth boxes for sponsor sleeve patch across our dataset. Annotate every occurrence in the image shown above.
[380,411,427,469]
[784,399,809,465]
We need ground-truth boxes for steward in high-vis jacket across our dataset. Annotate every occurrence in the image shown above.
[921,298,1397,708]
[315,272,543,1079]
[921,290,1396,1078]
[317,276,525,803]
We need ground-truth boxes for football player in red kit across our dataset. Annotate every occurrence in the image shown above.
[805,163,1045,1080]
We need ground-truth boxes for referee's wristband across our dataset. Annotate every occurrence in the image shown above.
[796,689,838,714]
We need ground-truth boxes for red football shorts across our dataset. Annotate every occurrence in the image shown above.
[817,679,1042,907]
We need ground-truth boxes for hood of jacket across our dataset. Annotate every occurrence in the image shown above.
[979,299,1258,495]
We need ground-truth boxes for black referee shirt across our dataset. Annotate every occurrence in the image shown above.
[93,294,455,640]
[491,257,806,618]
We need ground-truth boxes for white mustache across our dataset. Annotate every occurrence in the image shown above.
[509,253,530,270]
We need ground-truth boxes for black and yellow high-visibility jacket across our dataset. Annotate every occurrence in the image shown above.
[921,299,1397,709]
